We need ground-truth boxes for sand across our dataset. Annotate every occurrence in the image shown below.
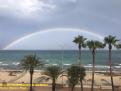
[0,70,121,91]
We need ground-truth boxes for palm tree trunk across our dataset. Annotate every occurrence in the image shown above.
[71,85,75,91]
[109,48,114,91]
[91,49,95,91]
[79,46,83,91]
[52,79,56,91]
[30,69,33,91]
[79,45,81,65]
[80,80,83,91]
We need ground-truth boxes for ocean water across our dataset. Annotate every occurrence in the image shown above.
[0,50,121,71]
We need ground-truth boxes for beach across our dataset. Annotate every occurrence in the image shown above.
[0,70,121,91]
[0,50,121,91]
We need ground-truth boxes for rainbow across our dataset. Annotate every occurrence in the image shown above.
[4,28,104,50]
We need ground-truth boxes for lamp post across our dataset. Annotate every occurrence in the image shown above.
[61,47,64,88]
[60,45,65,88]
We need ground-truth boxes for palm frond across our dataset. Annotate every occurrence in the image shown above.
[116,44,121,49]
[43,66,61,80]
[86,40,104,49]
[104,35,119,45]
[73,35,87,48]
[20,54,44,70]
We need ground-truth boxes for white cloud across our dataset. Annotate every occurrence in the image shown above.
[0,0,56,17]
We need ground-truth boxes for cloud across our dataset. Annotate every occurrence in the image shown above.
[0,0,56,18]
[0,0,121,49]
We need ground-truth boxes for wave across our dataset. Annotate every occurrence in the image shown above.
[12,62,20,65]
[62,64,121,70]
[118,64,121,66]
[0,62,3,64]
[52,64,58,65]
[114,66,121,69]
[2,63,9,66]
[84,65,121,70]
[63,64,71,66]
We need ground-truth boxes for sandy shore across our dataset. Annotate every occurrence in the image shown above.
[0,70,121,91]
[0,70,121,89]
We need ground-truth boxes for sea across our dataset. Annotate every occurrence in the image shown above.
[0,50,121,71]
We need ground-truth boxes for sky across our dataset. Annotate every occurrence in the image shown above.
[0,0,121,50]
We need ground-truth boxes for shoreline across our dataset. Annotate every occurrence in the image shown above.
[1,63,121,71]
[0,69,121,73]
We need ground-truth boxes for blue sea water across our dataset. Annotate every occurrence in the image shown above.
[0,50,121,71]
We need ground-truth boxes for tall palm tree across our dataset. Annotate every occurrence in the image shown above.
[87,40,104,91]
[73,35,87,65]
[67,65,80,91]
[43,66,61,91]
[20,54,43,91]
[104,35,120,91]
[73,35,87,91]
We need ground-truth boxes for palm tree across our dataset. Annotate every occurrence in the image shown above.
[43,66,61,91]
[67,65,80,91]
[104,35,120,91]
[87,40,104,91]
[20,54,43,91]
[116,44,121,49]
[73,35,87,65]
[73,35,87,91]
